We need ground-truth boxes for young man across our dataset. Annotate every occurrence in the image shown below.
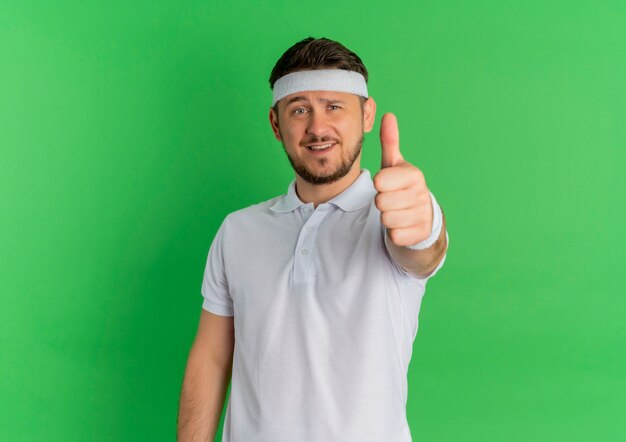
[178,37,449,442]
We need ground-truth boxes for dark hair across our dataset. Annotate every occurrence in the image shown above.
[269,37,369,115]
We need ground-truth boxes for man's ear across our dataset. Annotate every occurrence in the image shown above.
[269,106,282,141]
[363,97,377,133]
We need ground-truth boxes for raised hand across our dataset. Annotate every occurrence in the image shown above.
[373,113,433,247]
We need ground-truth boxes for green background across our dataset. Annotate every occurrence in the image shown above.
[2,0,625,440]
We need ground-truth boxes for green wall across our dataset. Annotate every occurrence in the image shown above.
[2,0,624,440]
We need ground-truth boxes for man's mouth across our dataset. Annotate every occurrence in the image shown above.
[305,142,337,152]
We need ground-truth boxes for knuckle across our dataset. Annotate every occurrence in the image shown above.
[410,209,421,224]
[381,211,393,226]
[375,193,384,210]
[419,222,431,237]
[413,168,424,183]
[389,228,401,244]
[373,173,384,190]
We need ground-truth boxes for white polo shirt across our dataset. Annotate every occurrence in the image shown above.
[201,168,448,442]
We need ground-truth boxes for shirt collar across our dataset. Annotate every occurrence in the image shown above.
[270,168,376,213]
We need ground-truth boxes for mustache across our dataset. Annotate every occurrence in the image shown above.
[301,136,339,145]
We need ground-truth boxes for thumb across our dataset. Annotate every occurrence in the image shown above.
[380,112,403,168]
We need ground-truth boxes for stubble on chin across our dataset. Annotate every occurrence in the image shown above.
[282,134,364,185]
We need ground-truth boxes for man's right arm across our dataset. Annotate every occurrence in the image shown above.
[177,309,235,441]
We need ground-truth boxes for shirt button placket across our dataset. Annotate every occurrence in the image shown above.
[293,205,332,285]
[293,206,314,284]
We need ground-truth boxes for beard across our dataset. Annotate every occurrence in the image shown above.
[280,129,365,186]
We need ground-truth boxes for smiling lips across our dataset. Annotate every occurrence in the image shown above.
[305,142,336,153]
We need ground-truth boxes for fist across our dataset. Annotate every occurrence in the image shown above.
[373,113,433,247]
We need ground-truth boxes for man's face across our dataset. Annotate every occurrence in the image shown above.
[269,91,376,185]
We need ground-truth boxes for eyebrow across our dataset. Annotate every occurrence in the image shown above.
[285,96,346,106]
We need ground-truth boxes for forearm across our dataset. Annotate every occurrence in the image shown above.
[177,346,233,442]
[385,209,448,278]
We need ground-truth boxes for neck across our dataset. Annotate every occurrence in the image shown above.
[294,164,363,209]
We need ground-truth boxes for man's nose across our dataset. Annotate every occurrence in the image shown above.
[305,109,330,137]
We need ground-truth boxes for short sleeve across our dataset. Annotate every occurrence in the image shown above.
[200,217,234,317]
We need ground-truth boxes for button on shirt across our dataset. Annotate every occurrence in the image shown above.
[201,168,449,442]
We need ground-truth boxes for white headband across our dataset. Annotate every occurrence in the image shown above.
[271,69,368,106]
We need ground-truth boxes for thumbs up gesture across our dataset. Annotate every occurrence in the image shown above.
[373,113,433,247]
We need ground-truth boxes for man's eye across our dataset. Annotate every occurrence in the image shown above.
[293,108,307,115]
[329,105,341,110]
